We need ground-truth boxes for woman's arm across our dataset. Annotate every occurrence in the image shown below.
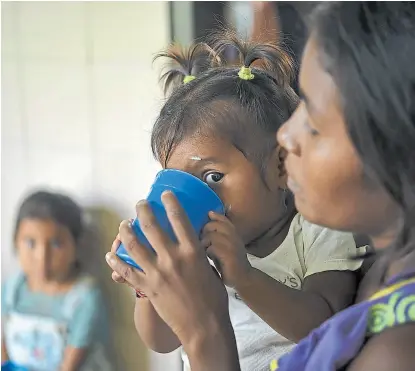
[250,2,280,71]
[184,319,240,371]
[251,1,280,44]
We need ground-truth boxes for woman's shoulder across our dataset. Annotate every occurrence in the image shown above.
[366,276,415,335]
[352,276,415,370]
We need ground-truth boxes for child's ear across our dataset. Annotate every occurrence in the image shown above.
[276,146,288,189]
[266,145,288,191]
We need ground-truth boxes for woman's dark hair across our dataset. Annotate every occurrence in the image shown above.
[151,30,299,177]
[14,190,84,243]
[310,3,415,262]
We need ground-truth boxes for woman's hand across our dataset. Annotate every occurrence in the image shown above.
[111,229,220,295]
[110,227,137,290]
[105,191,239,370]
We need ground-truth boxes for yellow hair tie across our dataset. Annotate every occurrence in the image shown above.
[238,66,255,81]
[183,75,196,84]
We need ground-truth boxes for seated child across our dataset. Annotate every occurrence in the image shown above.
[2,190,112,371]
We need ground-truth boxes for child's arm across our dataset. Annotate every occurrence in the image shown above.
[60,348,87,371]
[2,285,10,363]
[1,339,9,363]
[234,268,356,343]
[134,298,181,353]
[110,234,181,353]
[202,212,360,343]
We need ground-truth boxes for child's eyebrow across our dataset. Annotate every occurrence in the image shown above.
[185,156,220,170]
[189,156,218,164]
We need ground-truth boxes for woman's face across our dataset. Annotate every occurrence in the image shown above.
[277,36,401,246]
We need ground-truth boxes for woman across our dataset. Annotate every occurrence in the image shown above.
[106,2,415,370]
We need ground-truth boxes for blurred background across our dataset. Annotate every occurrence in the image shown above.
[1,2,316,370]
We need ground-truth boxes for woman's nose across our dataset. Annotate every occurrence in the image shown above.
[277,119,301,157]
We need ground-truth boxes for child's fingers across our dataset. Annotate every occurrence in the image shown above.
[202,220,233,237]
[208,211,233,225]
[200,230,228,246]
[201,233,233,255]
[200,237,212,250]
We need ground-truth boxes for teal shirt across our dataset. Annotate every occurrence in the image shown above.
[2,275,109,349]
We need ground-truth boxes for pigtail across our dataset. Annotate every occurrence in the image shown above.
[208,27,295,87]
[154,43,219,95]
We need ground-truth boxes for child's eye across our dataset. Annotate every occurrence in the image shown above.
[50,239,62,249]
[25,238,35,249]
[203,172,224,185]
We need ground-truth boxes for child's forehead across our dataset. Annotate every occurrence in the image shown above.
[176,134,233,156]
[165,135,239,169]
[18,218,69,236]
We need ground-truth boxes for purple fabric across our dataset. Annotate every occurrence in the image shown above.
[275,272,415,371]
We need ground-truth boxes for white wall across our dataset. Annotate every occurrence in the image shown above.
[1,2,181,370]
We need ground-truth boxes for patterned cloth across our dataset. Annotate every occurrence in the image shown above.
[270,271,415,371]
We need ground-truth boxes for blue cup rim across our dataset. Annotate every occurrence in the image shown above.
[153,169,225,213]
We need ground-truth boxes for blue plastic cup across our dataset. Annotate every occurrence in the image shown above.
[116,169,225,270]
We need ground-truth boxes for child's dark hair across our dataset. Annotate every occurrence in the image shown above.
[14,190,84,243]
[310,3,415,267]
[151,30,299,178]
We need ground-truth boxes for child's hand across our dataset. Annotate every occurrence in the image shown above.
[201,212,252,288]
